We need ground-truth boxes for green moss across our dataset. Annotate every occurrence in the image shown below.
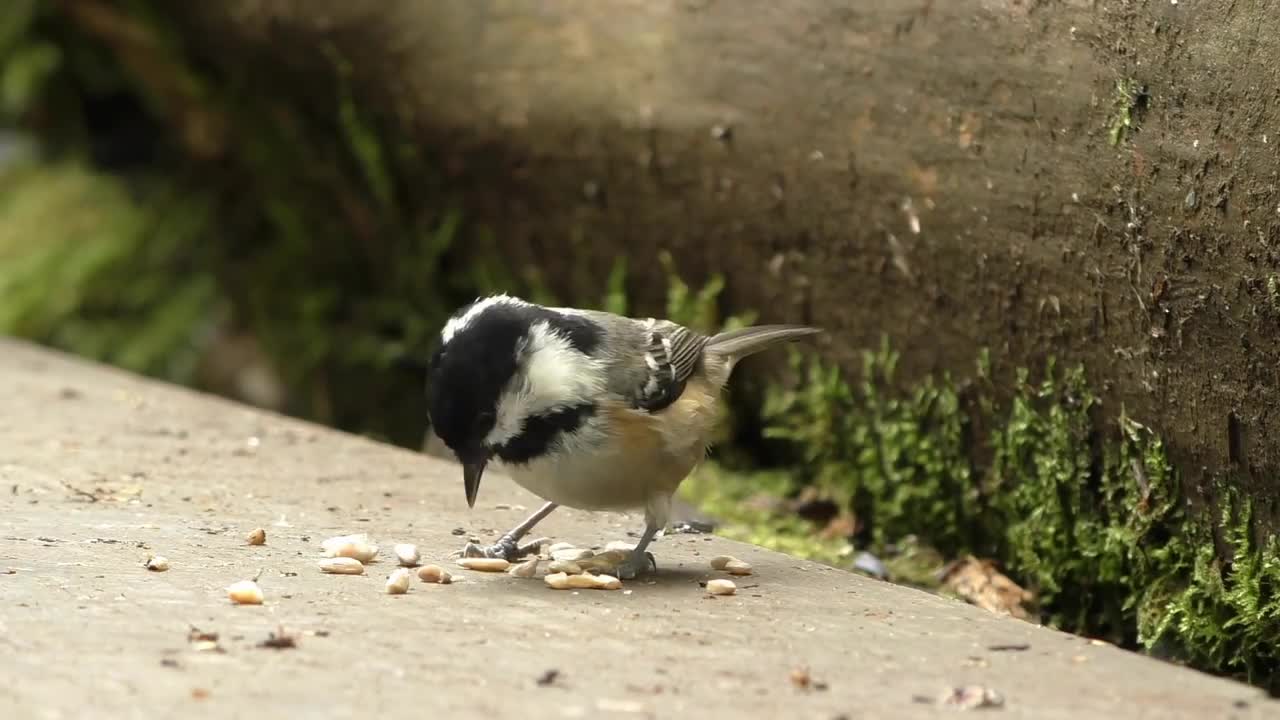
[1108,78,1146,146]
[1150,490,1280,687]
[760,338,977,551]
[736,343,1280,689]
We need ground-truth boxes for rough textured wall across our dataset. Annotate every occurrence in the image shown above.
[152,1,1278,534]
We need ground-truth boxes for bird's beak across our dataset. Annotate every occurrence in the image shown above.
[462,453,489,509]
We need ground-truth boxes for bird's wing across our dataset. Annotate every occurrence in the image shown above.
[632,319,710,412]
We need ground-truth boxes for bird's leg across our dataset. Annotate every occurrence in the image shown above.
[458,501,559,560]
[615,521,662,580]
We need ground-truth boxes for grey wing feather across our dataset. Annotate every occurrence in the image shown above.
[633,319,709,412]
[705,324,821,359]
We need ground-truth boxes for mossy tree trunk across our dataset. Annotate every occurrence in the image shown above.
[71,1,1280,535]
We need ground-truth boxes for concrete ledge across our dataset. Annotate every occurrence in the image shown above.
[1,338,1272,719]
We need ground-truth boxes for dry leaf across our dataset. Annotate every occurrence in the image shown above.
[940,556,1033,619]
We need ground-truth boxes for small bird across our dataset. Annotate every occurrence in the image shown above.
[425,294,820,579]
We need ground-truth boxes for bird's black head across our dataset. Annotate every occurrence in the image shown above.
[426,296,603,508]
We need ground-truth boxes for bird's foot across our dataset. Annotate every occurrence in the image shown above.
[615,551,657,580]
[456,535,548,561]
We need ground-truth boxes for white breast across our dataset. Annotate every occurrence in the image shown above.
[497,420,655,511]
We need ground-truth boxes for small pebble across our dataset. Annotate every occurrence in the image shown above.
[706,579,737,596]
[394,543,420,567]
[145,556,170,572]
[939,685,1004,710]
[853,551,888,579]
[417,565,452,584]
[318,557,365,575]
[385,568,412,594]
[226,580,264,605]
[456,557,510,572]
[247,528,266,546]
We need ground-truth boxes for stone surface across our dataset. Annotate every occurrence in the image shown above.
[0,338,1274,719]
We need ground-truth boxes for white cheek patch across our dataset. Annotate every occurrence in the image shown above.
[483,320,604,448]
[441,294,527,343]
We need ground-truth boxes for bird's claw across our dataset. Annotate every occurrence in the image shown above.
[457,535,548,561]
[615,551,657,580]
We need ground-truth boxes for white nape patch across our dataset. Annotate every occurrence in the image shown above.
[483,320,604,448]
[441,294,528,343]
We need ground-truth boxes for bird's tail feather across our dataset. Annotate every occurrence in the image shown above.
[706,324,821,359]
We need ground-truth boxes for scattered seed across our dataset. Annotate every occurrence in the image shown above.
[591,574,623,590]
[187,627,223,653]
[226,580,264,605]
[385,568,412,594]
[321,534,379,563]
[394,543,420,567]
[706,579,737,596]
[417,564,452,584]
[724,559,753,576]
[509,557,541,578]
[258,626,297,649]
[318,557,365,575]
[790,667,812,689]
[551,548,595,562]
[709,555,738,570]
[987,643,1030,652]
[548,542,576,553]
[145,556,170,572]
[544,572,622,590]
[247,528,266,546]
[548,560,584,575]
[605,540,637,552]
[456,557,510,572]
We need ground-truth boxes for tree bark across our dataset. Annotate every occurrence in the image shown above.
[163,1,1279,529]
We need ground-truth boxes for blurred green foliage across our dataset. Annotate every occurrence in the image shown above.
[0,159,218,380]
[0,0,474,444]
